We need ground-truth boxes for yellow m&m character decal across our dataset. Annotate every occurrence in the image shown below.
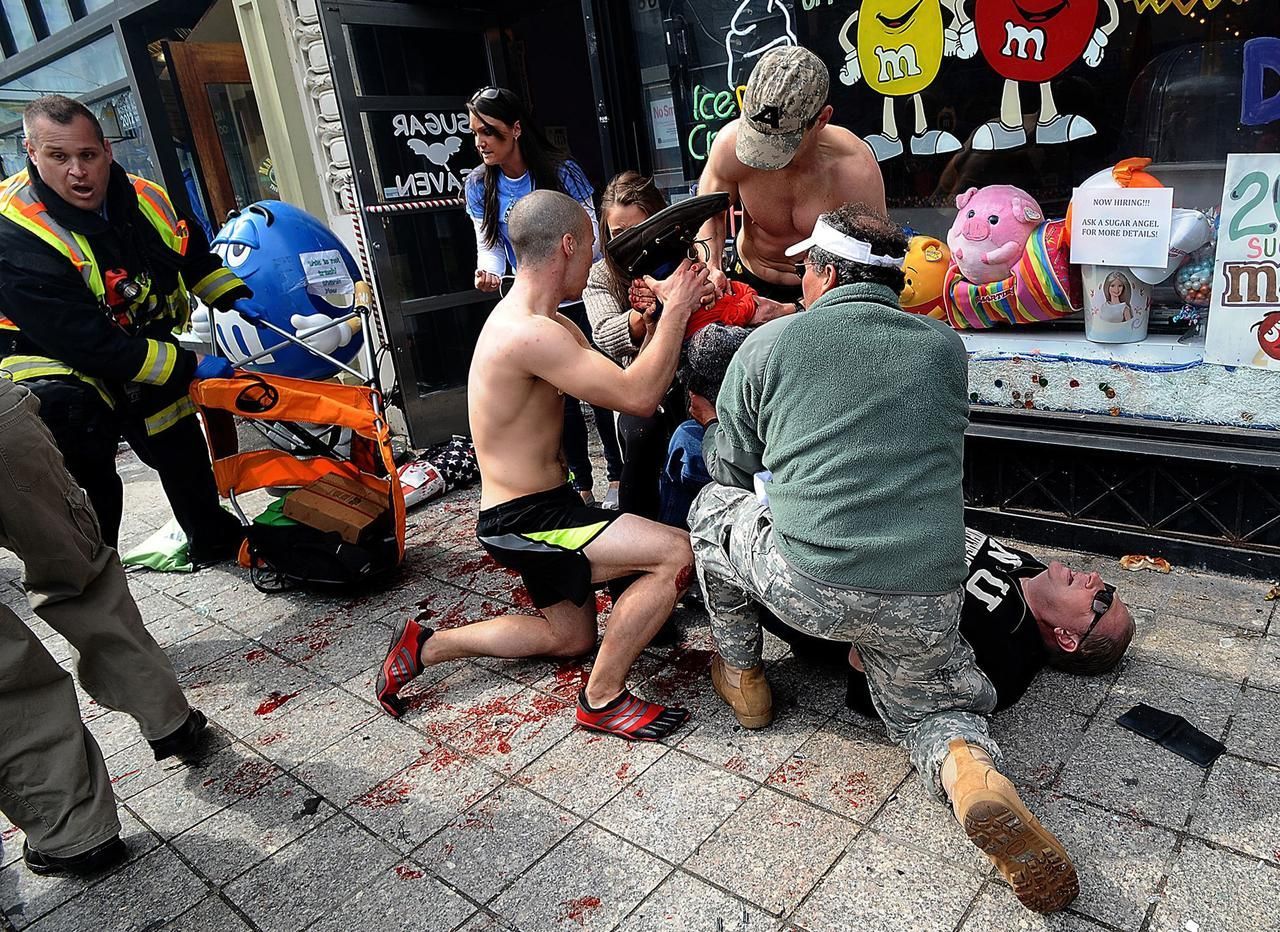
[857,0,944,97]
[839,0,970,162]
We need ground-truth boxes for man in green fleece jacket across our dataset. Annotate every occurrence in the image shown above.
[687,203,1078,914]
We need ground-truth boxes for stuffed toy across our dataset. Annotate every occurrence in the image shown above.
[947,184,1044,285]
[944,220,1082,330]
[900,236,951,320]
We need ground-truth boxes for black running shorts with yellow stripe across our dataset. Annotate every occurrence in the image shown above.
[476,484,619,609]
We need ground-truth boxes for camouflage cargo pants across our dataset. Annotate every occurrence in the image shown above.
[688,483,1002,801]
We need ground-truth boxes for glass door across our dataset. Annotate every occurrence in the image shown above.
[321,1,505,445]
[165,41,275,224]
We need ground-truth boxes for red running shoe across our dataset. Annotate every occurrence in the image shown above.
[576,688,690,741]
[376,618,434,717]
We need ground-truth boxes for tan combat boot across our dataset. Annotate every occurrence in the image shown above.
[946,739,1079,913]
[710,656,773,729]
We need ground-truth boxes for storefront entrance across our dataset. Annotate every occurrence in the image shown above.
[320,0,608,444]
[321,2,502,443]
[316,0,1280,572]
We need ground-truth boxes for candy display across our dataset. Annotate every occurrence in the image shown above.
[929,159,1222,340]
[1064,158,1218,344]
[1131,208,1212,285]
[1174,246,1215,307]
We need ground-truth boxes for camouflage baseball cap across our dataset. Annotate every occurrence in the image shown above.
[736,46,829,171]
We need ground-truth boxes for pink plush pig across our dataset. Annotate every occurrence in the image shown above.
[947,185,1045,285]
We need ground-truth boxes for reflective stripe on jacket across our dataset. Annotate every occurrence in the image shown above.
[0,170,198,425]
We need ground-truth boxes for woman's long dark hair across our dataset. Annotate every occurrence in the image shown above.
[467,87,588,250]
[598,171,668,303]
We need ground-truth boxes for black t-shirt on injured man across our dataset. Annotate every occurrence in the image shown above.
[764,530,1049,715]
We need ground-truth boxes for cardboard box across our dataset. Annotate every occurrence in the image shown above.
[283,473,388,543]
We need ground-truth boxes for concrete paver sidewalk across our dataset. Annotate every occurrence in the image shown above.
[1,448,1277,932]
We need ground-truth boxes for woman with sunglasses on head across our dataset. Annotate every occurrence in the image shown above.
[465,87,623,506]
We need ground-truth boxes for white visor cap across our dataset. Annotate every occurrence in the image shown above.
[785,219,903,269]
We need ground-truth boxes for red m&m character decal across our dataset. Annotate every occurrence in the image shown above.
[1253,311,1280,360]
[975,0,1098,82]
[963,0,1119,150]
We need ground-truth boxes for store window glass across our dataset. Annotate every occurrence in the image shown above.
[205,82,275,209]
[346,24,490,98]
[0,127,21,177]
[405,298,498,397]
[82,0,111,10]
[642,2,1272,222]
[88,89,157,179]
[1,0,36,50]
[0,33,127,124]
[628,0,688,201]
[380,210,483,301]
[634,1,1273,337]
[0,89,157,182]
[40,0,74,35]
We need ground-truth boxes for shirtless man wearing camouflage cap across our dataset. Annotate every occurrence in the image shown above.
[695,46,885,305]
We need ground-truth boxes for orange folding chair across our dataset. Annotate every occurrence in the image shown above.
[189,284,405,589]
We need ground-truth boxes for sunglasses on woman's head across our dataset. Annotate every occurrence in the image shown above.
[470,87,500,104]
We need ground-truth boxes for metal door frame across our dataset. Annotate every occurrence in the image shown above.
[320,0,506,443]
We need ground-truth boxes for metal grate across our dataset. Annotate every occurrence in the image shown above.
[964,435,1280,576]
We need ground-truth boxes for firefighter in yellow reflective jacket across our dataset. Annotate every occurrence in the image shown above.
[0,95,247,562]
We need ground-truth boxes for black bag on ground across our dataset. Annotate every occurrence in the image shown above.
[245,518,399,592]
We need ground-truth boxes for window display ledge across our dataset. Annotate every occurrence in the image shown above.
[959,330,1205,370]
[962,330,1280,430]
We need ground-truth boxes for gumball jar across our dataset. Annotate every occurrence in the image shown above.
[1174,245,1215,308]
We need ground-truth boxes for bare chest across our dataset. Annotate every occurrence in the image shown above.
[739,171,843,241]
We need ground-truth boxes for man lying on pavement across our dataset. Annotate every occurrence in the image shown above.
[765,530,1136,714]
